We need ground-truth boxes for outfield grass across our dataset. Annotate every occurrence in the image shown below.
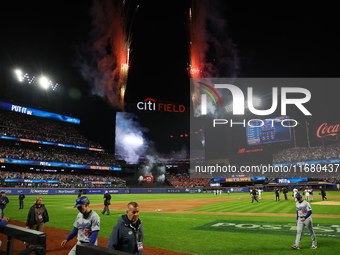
[187,194,340,214]
[4,191,340,255]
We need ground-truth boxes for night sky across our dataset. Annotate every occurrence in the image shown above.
[1,1,339,151]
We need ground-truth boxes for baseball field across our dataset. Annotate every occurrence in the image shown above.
[1,191,340,255]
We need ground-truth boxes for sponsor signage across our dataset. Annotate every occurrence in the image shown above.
[276,178,308,183]
[316,122,340,140]
[0,158,121,171]
[4,179,60,183]
[238,148,264,154]
[214,177,265,182]
[0,135,104,152]
[137,98,186,113]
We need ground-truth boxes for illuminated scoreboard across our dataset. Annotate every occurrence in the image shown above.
[246,116,292,145]
[0,101,80,124]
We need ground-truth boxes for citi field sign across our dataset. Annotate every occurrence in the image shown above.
[137,98,186,113]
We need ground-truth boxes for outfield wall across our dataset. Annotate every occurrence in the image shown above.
[0,187,248,195]
[0,185,337,195]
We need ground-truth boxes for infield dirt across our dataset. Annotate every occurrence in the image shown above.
[91,196,340,218]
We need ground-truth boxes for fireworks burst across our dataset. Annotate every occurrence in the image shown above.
[188,0,210,114]
[188,0,239,116]
[188,0,210,79]
[77,0,138,110]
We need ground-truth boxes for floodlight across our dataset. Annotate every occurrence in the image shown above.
[27,75,36,84]
[13,68,60,92]
[51,83,59,91]
[15,69,22,76]
[39,77,49,89]
[15,69,23,82]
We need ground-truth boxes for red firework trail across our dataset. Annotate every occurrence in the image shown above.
[188,0,209,79]
[87,0,137,110]
[188,0,211,113]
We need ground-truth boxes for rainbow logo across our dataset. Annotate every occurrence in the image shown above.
[197,82,223,106]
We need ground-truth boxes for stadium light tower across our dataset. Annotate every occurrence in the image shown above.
[11,68,62,112]
[13,69,59,92]
[14,69,36,84]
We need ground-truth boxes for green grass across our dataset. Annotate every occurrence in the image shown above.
[4,191,340,255]
[187,196,340,214]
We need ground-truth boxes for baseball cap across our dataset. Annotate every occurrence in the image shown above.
[295,193,302,199]
[74,196,90,208]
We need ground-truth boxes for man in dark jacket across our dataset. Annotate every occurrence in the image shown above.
[0,192,9,219]
[107,202,144,255]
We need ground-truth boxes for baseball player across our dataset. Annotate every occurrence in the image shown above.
[274,188,280,201]
[304,187,310,201]
[308,187,313,201]
[291,193,317,250]
[257,189,262,200]
[61,196,100,255]
[293,187,298,201]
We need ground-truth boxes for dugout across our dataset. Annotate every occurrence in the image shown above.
[0,224,46,255]
[76,243,130,255]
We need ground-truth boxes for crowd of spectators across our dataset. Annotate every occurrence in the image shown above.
[166,173,211,187]
[0,144,119,167]
[266,176,340,183]
[0,111,102,148]
[0,171,126,188]
[273,144,340,163]
[322,177,340,184]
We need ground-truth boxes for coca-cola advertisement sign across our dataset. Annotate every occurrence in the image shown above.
[316,122,340,140]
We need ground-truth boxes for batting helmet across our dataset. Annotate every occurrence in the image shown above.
[295,193,302,199]
[74,196,90,208]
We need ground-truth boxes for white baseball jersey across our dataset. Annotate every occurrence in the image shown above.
[304,189,310,197]
[296,200,312,218]
[73,210,100,243]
